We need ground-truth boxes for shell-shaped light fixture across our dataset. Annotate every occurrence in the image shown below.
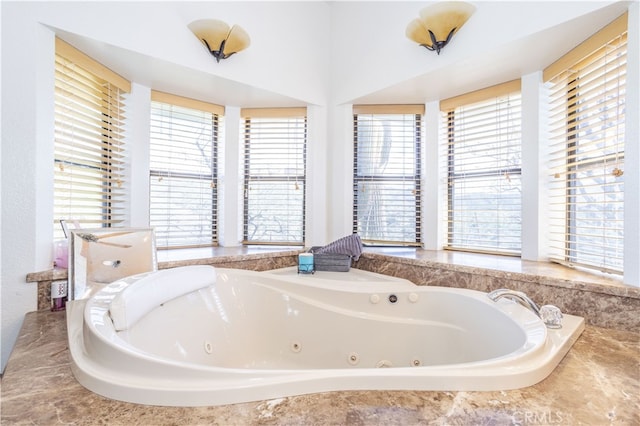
[406,1,475,55]
[188,19,250,62]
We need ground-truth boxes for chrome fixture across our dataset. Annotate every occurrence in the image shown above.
[406,1,475,55]
[188,19,250,62]
[488,289,563,329]
[488,289,541,316]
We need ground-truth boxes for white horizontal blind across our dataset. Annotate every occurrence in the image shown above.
[441,82,522,255]
[353,105,423,245]
[149,93,221,248]
[545,16,627,274]
[54,39,129,240]
[241,108,307,245]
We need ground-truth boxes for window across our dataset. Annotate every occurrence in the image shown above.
[441,81,522,255]
[53,38,130,240]
[544,14,627,274]
[149,91,222,248]
[353,105,423,245]
[241,108,307,245]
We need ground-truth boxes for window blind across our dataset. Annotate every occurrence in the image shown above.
[54,38,130,240]
[545,14,627,274]
[241,108,307,245]
[353,105,424,246]
[441,81,522,255]
[149,91,222,248]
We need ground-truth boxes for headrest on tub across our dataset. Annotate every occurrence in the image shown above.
[109,265,216,331]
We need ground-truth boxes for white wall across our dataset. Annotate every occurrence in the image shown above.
[2,1,638,373]
[520,71,546,261]
[220,106,242,247]
[1,11,56,371]
[422,101,444,250]
[326,103,354,241]
[623,1,640,286]
[306,105,329,247]
[128,83,152,227]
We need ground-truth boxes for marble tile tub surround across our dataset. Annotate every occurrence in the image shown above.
[27,246,639,330]
[1,309,638,425]
[355,248,640,332]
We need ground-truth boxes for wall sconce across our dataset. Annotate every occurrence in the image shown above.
[188,19,250,62]
[406,1,475,55]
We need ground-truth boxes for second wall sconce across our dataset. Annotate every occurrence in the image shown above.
[189,19,250,62]
[406,1,475,55]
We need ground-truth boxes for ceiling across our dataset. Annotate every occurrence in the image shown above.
[349,1,631,104]
[54,28,305,108]
[54,1,631,108]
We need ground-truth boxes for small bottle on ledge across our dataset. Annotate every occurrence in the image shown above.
[51,281,67,312]
[53,239,68,269]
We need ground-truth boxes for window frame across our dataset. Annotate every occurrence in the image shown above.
[352,104,424,246]
[241,108,308,246]
[149,91,223,249]
[53,38,130,240]
[544,13,627,274]
[440,80,523,255]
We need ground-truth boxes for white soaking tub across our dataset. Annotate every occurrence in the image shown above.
[66,265,585,407]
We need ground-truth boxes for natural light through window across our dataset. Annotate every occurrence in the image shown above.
[353,105,423,246]
[545,15,627,274]
[149,93,221,248]
[53,38,129,240]
[441,82,522,255]
[242,108,307,245]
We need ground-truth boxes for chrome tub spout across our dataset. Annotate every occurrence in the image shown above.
[488,289,541,316]
[487,289,563,329]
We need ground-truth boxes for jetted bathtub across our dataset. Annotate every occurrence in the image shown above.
[67,265,585,407]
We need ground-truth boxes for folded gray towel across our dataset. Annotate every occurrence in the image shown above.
[315,234,363,261]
